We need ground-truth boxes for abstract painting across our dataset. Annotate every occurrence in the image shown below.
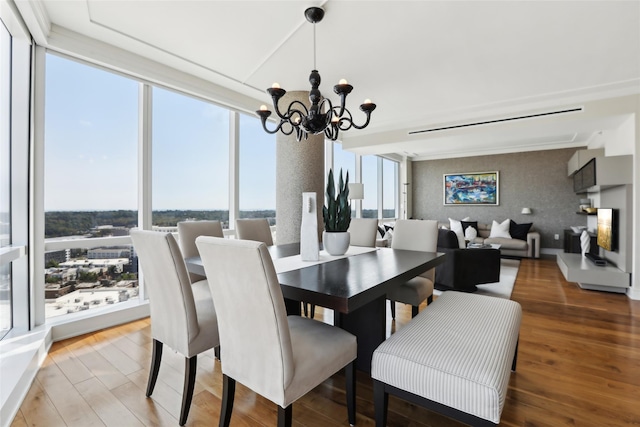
[444,171,499,205]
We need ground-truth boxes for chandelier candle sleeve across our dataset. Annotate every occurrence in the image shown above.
[255,7,376,141]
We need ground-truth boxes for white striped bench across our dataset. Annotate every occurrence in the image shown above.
[371,291,522,426]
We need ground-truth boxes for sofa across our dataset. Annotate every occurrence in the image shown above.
[438,219,540,258]
[435,228,501,292]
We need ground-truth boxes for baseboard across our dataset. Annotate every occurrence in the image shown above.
[50,300,150,342]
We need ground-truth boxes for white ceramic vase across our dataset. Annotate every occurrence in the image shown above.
[580,230,590,257]
[323,231,350,256]
[300,192,319,261]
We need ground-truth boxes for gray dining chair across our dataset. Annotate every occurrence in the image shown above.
[177,220,224,282]
[195,236,357,427]
[386,219,438,319]
[348,218,379,247]
[235,218,273,246]
[130,230,220,426]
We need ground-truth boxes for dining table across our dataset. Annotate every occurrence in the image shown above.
[185,243,446,372]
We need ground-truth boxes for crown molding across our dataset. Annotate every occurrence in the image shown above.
[12,0,50,44]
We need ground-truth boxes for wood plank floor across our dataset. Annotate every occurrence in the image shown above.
[11,258,640,426]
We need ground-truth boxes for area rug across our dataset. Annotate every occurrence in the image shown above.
[434,258,520,300]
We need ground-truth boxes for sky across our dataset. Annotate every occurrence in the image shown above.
[43,53,394,213]
[44,53,275,212]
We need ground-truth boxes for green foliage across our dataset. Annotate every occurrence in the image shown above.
[44,210,275,238]
[322,169,351,232]
[77,271,98,282]
[45,260,59,268]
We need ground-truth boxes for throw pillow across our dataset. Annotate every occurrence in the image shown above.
[510,220,532,241]
[378,226,386,238]
[448,217,470,248]
[489,219,512,239]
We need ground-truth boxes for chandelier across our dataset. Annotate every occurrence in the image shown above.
[256,7,376,141]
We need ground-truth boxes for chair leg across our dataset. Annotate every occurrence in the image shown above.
[427,294,433,305]
[179,356,198,426]
[511,338,520,372]
[303,302,309,317]
[277,405,292,427]
[345,361,356,426]
[373,379,388,427]
[411,305,419,318]
[146,339,163,397]
[310,304,316,319]
[214,345,221,361]
[390,301,396,319]
[220,375,236,427]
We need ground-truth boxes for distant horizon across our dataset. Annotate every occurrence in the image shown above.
[44,208,275,213]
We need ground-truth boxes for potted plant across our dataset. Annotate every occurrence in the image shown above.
[322,168,352,255]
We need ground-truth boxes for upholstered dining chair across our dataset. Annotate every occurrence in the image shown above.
[348,218,379,247]
[235,218,273,246]
[177,220,224,282]
[130,230,219,426]
[195,236,357,427]
[386,219,438,319]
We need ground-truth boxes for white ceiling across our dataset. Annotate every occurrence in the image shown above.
[14,0,640,160]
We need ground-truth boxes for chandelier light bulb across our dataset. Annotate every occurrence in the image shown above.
[339,79,348,85]
[259,105,269,111]
[364,99,372,104]
[271,82,281,89]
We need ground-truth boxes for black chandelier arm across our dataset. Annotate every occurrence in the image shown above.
[270,94,304,120]
[333,92,350,119]
[334,102,376,131]
[284,101,309,120]
[324,123,340,141]
[257,112,295,136]
[318,97,335,129]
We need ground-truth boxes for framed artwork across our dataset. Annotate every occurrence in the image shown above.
[443,171,499,205]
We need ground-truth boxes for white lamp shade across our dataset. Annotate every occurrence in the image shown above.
[348,183,364,200]
[521,207,532,214]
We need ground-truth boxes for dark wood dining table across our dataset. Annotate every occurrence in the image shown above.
[185,243,445,372]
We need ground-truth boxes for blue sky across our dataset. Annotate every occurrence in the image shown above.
[44,53,392,213]
[44,53,275,211]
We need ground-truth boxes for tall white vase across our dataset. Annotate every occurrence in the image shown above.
[580,230,590,257]
[300,192,319,261]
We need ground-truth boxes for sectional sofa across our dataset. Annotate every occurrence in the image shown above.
[438,220,540,258]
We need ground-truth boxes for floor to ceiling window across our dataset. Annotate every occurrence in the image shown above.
[44,53,139,318]
[333,141,355,185]
[152,87,229,228]
[0,21,11,338]
[382,158,398,219]
[361,155,378,219]
[238,112,276,225]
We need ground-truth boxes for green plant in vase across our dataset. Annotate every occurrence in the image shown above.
[322,168,351,255]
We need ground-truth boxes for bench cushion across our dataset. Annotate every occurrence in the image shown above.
[371,292,521,424]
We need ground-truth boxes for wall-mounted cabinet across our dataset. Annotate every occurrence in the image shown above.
[567,148,604,176]
[573,155,633,193]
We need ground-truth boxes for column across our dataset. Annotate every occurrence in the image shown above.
[276,91,325,245]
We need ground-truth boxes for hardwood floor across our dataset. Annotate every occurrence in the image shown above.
[11,258,640,426]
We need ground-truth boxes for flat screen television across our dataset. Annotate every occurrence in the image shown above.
[596,208,618,252]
